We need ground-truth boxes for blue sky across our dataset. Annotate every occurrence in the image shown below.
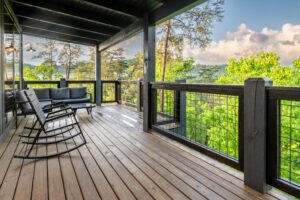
[212,0,300,40]
[182,0,300,65]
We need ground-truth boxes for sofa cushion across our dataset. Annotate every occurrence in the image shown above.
[70,87,87,99]
[16,90,32,114]
[34,88,50,100]
[50,88,70,100]
[52,97,90,104]
[39,100,52,108]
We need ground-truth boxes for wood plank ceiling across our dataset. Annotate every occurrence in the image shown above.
[10,0,164,45]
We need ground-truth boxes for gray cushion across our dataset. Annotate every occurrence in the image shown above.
[70,87,87,99]
[16,90,32,114]
[50,88,70,100]
[52,97,90,104]
[39,101,52,108]
[34,88,50,100]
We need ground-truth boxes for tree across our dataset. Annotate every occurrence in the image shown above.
[58,43,83,80]
[74,47,96,80]
[32,39,58,80]
[216,52,296,86]
[156,0,224,111]
[101,48,125,80]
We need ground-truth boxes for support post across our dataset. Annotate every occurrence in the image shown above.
[137,78,143,112]
[59,78,67,88]
[0,0,4,135]
[19,33,24,89]
[96,45,101,106]
[143,14,155,132]
[244,78,272,193]
[174,78,186,136]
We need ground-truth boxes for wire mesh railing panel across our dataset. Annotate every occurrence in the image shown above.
[155,89,175,124]
[280,100,300,185]
[102,82,116,102]
[120,82,138,106]
[153,88,240,162]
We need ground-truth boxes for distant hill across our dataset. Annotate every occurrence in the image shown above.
[187,64,227,83]
[24,63,66,75]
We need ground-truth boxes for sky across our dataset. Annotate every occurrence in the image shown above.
[182,0,300,65]
[23,35,94,66]
[24,0,300,66]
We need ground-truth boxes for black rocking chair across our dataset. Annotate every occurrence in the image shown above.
[14,88,86,159]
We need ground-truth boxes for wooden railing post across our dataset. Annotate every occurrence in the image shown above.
[60,78,67,88]
[137,78,143,112]
[115,80,121,104]
[174,78,186,136]
[244,78,272,193]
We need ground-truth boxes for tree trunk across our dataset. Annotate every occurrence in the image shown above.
[160,20,171,113]
[50,50,53,80]
[66,45,71,80]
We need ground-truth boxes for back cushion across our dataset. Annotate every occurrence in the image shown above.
[16,90,32,112]
[70,87,87,99]
[50,88,70,100]
[34,88,50,100]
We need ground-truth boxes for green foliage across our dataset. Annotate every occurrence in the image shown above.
[202,52,300,184]
[216,52,299,86]
[24,62,62,81]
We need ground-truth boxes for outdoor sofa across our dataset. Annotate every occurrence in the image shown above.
[16,87,92,116]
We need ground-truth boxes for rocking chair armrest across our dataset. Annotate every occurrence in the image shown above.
[45,112,74,123]
[43,102,67,110]
[46,107,72,117]
[16,100,29,104]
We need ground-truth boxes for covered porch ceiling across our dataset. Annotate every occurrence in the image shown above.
[8,0,206,47]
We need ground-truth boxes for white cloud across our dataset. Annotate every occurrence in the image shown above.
[183,23,300,65]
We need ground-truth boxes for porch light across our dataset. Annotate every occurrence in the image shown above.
[5,42,16,52]
[26,44,36,52]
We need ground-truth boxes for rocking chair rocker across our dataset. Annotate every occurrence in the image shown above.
[14,88,86,159]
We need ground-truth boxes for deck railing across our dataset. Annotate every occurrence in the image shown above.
[12,79,142,107]
[9,78,300,197]
[267,86,300,197]
[101,79,143,111]
[147,80,300,197]
[150,82,244,170]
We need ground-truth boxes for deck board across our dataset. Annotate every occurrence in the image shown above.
[0,105,291,200]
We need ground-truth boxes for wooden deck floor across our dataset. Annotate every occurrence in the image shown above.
[0,105,291,200]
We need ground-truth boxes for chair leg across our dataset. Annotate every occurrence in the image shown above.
[72,113,86,143]
[25,128,42,157]
[20,119,38,138]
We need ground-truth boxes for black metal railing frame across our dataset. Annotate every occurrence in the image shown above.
[101,79,143,111]
[149,82,245,170]
[146,81,300,198]
[267,86,300,197]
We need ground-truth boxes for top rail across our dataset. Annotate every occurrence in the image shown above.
[266,86,300,100]
[151,82,244,95]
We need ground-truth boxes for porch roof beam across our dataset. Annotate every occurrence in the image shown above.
[76,0,142,18]
[22,27,100,45]
[11,0,130,30]
[99,0,207,51]
[16,14,117,36]
[19,20,108,41]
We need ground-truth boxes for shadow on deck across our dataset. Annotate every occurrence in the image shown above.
[0,105,290,200]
